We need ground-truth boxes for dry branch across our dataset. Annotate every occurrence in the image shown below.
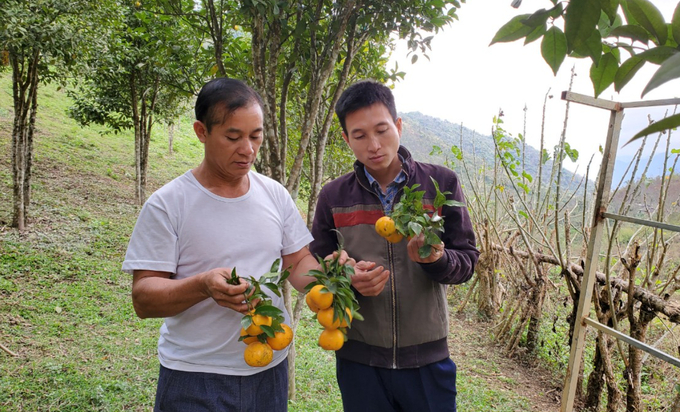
[489,243,680,323]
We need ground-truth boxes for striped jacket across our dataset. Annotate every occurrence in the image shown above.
[310,146,479,369]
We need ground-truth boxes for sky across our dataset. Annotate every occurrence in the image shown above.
[388,0,680,175]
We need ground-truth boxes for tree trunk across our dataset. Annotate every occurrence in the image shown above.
[168,123,174,155]
[584,339,605,411]
[10,48,40,230]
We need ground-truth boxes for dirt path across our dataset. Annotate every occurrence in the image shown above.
[449,312,563,411]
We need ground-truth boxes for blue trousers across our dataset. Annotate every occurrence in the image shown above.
[153,360,288,412]
[336,357,457,412]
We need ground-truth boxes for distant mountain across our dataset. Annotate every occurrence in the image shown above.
[399,111,583,189]
[613,152,672,185]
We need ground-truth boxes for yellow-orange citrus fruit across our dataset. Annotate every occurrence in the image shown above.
[339,307,353,328]
[318,328,344,351]
[317,307,341,329]
[246,314,273,336]
[375,216,396,238]
[305,292,320,313]
[308,284,333,310]
[266,324,293,350]
[240,328,259,345]
[244,341,273,367]
[385,232,404,243]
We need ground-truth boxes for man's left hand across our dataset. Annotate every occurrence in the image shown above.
[407,233,445,264]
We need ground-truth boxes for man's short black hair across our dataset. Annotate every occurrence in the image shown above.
[334,80,398,134]
[195,78,263,132]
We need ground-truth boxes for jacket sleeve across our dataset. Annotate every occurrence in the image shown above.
[310,188,338,259]
[419,171,479,284]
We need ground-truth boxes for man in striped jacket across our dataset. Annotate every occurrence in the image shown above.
[310,80,479,412]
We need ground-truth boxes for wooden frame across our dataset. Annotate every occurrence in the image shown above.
[560,92,680,412]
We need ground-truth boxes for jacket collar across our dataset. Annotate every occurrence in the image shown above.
[353,145,414,188]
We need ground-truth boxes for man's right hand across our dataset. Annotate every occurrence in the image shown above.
[351,261,390,296]
[202,268,256,314]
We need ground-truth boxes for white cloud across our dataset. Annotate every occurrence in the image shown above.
[388,0,680,174]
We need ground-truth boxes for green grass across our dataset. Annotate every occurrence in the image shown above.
[0,73,555,411]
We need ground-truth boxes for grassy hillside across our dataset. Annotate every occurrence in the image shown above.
[0,74,552,411]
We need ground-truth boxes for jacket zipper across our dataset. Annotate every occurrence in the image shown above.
[355,166,410,370]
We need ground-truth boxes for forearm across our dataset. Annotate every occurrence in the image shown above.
[287,253,319,292]
[132,271,210,319]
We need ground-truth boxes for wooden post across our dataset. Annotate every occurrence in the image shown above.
[560,94,623,412]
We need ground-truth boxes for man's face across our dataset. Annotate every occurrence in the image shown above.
[342,103,402,179]
[195,103,264,181]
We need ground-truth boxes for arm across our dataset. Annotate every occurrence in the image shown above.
[410,171,480,284]
[131,268,251,319]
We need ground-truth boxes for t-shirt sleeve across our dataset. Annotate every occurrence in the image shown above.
[279,187,314,256]
[121,196,179,275]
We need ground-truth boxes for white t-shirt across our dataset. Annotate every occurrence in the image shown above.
[122,170,313,376]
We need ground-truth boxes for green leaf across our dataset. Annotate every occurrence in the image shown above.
[490,14,535,45]
[625,113,680,145]
[608,24,651,43]
[522,171,533,183]
[524,23,547,45]
[518,210,529,219]
[564,0,602,53]
[615,55,645,91]
[642,51,680,97]
[523,5,563,28]
[673,2,680,45]
[627,0,667,45]
[577,29,603,65]
[602,0,620,24]
[636,45,678,64]
[541,26,567,75]
[590,52,618,97]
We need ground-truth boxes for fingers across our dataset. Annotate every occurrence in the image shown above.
[328,250,356,267]
[406,234,444,263]
[352,263,390,296]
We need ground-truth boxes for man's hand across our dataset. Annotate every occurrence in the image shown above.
[407,233,445,264]
[326,249,356,267]
[351,261,390,296]
[202,268,256,314]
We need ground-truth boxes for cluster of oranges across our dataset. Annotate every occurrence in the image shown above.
[375,216,403,243]
[304,246,362,352]
[228,260,295,367]
[306,284,352,351]
[375,177,465,258]
[240,313,293,367]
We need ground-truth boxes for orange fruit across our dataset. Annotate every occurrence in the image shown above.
[266,324,293,350]
[385,232,404,243]
[375,216,396,238]
[308,284,333,310]
[317,307,341,329]
[318,328,344,351]
[245,314,273,336]
[240,328,258,345]
[244,341,273,367]
[305,292,321,313]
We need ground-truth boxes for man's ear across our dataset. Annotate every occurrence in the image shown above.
[193,121,207,143]
[341,131,350,145]
[396,117,402,138]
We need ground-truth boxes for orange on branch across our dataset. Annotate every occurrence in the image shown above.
[375,216,397,238]
[245,314,272,336]
[244,341,273,367]
[305,292,320,313]
[318,328,345,351]
[266,324,293,350]
[308,284,333,310]
[240,328,259,345]
[317,307,341,329]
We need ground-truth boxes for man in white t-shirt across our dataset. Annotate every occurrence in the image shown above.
[122,78,364,411]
